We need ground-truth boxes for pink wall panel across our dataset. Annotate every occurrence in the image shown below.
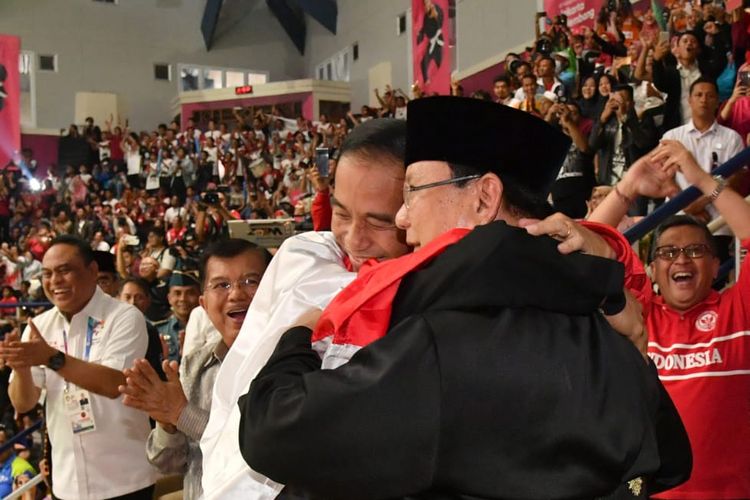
[21,133,59,176]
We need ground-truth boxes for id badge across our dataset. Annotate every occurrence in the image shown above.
[64,388,96,435]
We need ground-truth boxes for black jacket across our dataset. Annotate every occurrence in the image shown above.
[239,222,691,500]
[652,49,727,132]
[589,108,658,185]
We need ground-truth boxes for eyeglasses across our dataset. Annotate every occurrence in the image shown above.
[402,175,481,209]
[654,244,711,261]
[206,276,260,294]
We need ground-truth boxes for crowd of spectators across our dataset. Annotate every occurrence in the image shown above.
[0,0,748,497]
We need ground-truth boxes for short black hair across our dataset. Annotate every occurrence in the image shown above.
[493,74,511,85]
[613,83,634,100]
[448,163,553,220]
[338,118,406,167]
[48,235,95,265]
[199,238,273,285]
[148,227,165,240]
[119,277,150,296]
[650,215,717,262]
[689,76,718,96]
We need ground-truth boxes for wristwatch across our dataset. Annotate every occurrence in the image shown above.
[46,351,66,371]
[708,175,726,202]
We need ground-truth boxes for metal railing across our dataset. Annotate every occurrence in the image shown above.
[624,146,750,243]
[0,420,45,500]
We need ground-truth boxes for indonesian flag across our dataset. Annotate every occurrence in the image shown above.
[312,227,470,369]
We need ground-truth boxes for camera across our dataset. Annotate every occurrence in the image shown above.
[555,14,567,26]
[202,191,220,205]
[535,37,553,56]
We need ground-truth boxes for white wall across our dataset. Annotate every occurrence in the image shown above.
[0,0,537,128]
[0,0,305,130]
[305,0,537,108]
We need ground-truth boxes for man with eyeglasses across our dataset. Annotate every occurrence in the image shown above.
[237,97,691,499]
[589,139,750,499]
[119,238,271,499]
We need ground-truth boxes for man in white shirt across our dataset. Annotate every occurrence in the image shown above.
[662,77,744,263]
[1,235,157,500]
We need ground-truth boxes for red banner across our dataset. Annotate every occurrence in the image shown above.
[543,0,651,31]
[412,0,451,95]
[0,35,20,169]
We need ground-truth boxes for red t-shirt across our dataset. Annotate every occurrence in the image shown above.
[644,240,750,499]
[607,232,750,499]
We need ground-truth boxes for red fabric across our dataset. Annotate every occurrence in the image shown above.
[646,239,750,499]
[580,220,651,302]
[311,228,470,347]
[311,189,332,231]
[0,35,21,170]
[0,296,17,317]
[109,133,124,161]
[595,218,750,498]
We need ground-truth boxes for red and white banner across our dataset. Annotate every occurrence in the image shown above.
[0,35,20,169]
[412,0,451,96]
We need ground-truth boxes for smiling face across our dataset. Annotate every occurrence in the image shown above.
[199,250,268,345]
[395,161,483,251]
[42,244,98,317]
[650,225,719,312]
[331,152,410,271]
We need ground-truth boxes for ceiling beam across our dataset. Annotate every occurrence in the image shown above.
[200,0,224,51]
[266,0,306,55]
[295,0,337,35]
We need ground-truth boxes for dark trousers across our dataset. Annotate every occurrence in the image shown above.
[106,484,155,500]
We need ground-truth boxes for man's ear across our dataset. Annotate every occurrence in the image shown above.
[475,173,503,225]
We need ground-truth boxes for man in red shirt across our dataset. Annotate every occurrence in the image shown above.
[590,140,750,499]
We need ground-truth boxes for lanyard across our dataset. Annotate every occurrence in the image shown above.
[61,317,97,362]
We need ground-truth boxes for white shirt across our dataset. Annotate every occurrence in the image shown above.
[14,288,157,499]
[200,232,356,498]
[663,120,744,234]
[124,145,141,176]
[677,62,702,125]
[182,306,221,358]
[164,206,187,226]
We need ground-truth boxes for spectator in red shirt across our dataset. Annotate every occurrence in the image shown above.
[590,140,750,499]
[0,286,17,318]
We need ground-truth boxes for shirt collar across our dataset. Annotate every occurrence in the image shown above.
[676,61,699,72]
[204,340,228,369]
[687,119,718,135]
[55,286,105,325]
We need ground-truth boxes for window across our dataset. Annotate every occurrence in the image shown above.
[353,42,359,61]
[154,64,171,81]
[176,64,269,93]
[314,47,352,82]
[39,54,57,72]
[397,14,407,35]
[180,66,200,91]
[226,71,245,87]
[203,68,223,89]
[19,51,35,127]
[246,72,267,85]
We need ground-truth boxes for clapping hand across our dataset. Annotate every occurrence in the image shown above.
[119,358,187,431]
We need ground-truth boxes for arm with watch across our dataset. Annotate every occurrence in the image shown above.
[5,319,131,414]
[590,140,750,241]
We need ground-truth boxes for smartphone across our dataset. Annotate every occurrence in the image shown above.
[740,71,750,87]
[315,147,330,178]
[659,31,670,45]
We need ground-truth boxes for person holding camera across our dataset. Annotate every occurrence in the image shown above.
[589,84,658,192]
[194,192,237,243]
[718,63,750,142]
